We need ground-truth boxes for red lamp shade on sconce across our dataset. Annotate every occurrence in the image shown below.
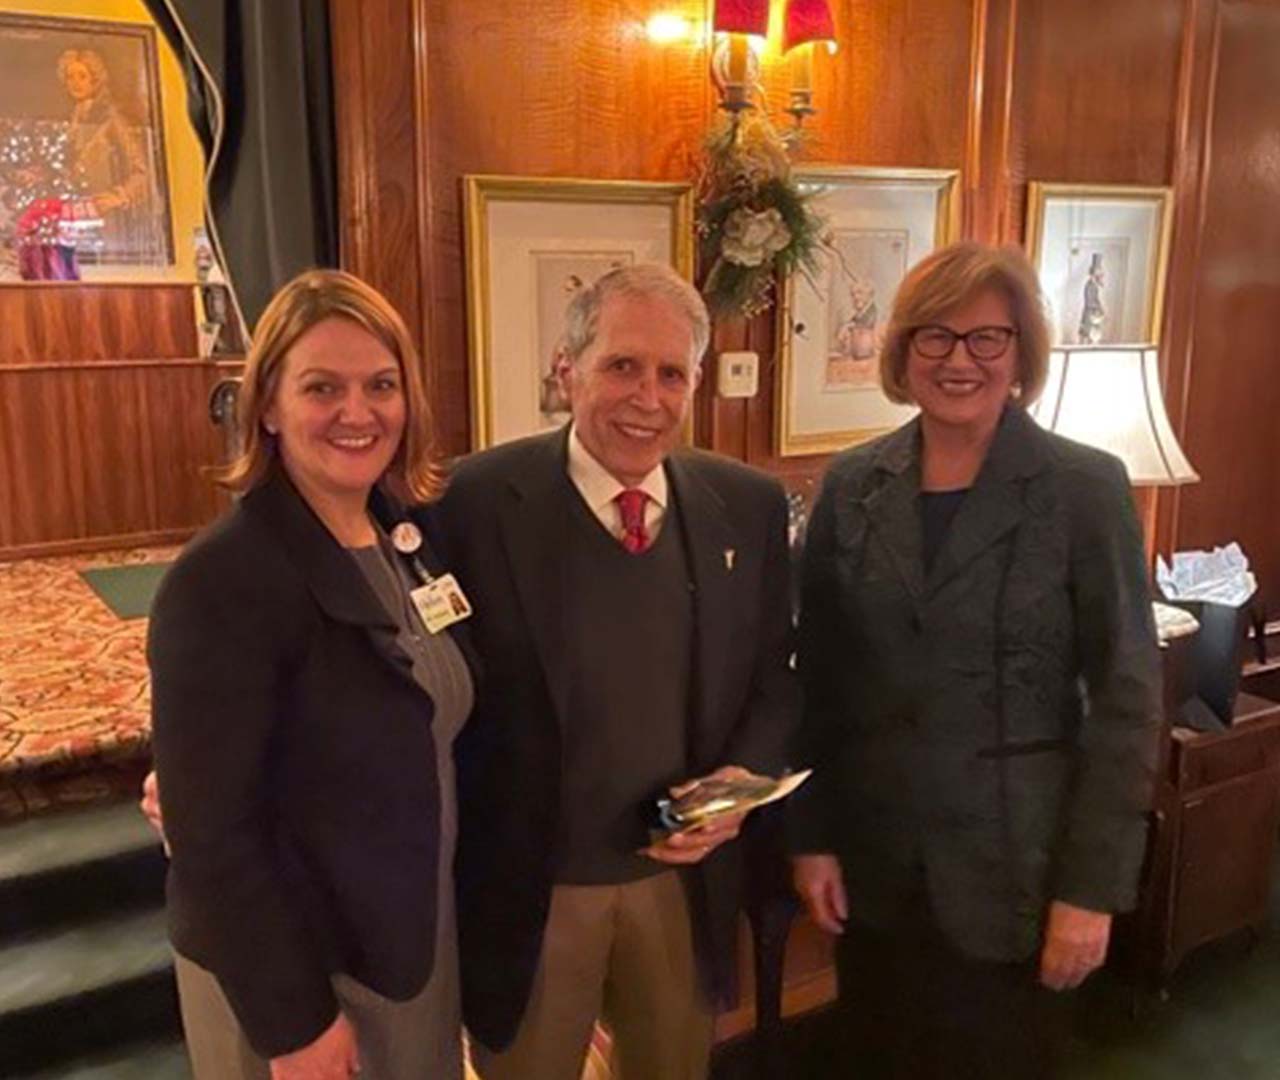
[713,0,771,36]
[782,0,837,51]
[712,0,769,110]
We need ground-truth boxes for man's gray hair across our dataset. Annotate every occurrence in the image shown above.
[560,263,710,366]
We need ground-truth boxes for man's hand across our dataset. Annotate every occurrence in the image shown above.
[640,765,751,865]
[641,813,746,865]
[791,854,848,935]
[138,770,168,853]
[270,1014,360,1079]
[1039,900,1111,990]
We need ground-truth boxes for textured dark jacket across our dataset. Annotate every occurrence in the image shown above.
[435,428,799,1051]
[150,468,469,1057]
[788,406,1162,961]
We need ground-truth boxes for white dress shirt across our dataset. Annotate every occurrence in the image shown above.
[567,425,668,544]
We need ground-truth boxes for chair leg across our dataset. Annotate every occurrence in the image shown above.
[747,897,799,1078]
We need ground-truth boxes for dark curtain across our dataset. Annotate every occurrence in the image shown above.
[144,0,339,333]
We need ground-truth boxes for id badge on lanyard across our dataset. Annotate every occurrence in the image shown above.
[390,521,473,634]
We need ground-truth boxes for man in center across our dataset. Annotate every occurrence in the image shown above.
[440,263,797,1079]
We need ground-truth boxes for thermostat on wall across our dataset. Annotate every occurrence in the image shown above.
[717,351,759,398]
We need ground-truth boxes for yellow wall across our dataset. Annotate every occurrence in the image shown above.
[2,0,207,281]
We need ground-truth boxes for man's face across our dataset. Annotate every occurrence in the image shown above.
[559,292,701,486]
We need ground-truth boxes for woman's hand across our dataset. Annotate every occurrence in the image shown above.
[138,770,168,854]
[269,1014,360,1079]
[1039,900,1111,990]
[791,854,848,935]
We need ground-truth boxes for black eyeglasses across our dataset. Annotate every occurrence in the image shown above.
[910,325,1017,360]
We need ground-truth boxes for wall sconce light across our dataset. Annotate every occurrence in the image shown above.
[783,0,838,124]
[711,0,770,114]
[710,0,837,126]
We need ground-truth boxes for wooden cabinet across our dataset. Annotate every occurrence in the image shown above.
[1131,692,1280,985]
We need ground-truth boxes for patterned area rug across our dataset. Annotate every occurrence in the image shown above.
[0,547,177,797]
[0,762,151,823]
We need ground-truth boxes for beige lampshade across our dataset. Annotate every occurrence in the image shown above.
[1030,346,1199,486]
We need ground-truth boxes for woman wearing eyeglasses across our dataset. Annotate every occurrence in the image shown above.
[788,242,1161,1077]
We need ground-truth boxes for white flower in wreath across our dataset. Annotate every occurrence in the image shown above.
[721,207,792,268]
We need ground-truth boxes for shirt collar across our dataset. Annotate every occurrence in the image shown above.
[567,424,668,514]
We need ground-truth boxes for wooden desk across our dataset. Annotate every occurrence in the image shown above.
[1129,691,1280,986]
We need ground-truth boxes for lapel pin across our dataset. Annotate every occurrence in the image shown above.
[390,521,423,554]
[724,548,736,571]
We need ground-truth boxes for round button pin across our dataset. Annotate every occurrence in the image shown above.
[390,521,423,554]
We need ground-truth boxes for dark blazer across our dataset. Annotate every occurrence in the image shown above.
[788,406,1162,962]
[149,467,469,1057]
[433,428,798,1051]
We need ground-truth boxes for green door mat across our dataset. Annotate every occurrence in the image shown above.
[78,563,173,620]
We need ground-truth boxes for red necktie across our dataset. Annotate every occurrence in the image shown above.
[616,489,650,554]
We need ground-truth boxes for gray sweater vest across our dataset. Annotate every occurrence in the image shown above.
[554,480,693,884]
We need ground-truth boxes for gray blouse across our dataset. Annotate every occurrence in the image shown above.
[343,537,472,1077]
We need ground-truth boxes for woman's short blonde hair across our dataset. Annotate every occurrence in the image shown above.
[879,242,1051,406]
[219,268,443,502]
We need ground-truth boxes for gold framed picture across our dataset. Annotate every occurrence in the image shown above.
[1025,182,1174,346]
[463,175,695,450]
[0,13,174,278]
[775,166,960,457]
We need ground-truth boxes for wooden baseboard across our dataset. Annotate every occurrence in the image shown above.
[713,912,838,1044]
[0,529,196,562]
[715,967,838,1044]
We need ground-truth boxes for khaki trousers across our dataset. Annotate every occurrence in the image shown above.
[174,955,270,1080]
[471,870,714,1080]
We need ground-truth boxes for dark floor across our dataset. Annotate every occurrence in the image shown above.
[713,854,1280,1080]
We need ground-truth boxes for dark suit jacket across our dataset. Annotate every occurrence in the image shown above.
[433,428,798,1051]
[149,467,469,1057]
[788,406,1162,962]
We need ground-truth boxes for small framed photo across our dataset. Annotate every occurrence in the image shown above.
[1025,183,1173,346]
[198,283,247,356]
[463,175,695,450]
[776,166,959,457]
[0,13,174,276]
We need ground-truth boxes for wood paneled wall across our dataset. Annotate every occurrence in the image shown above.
[330,0,1280,612]
[9,1,1274,602]
[1155,0,1280,614]
[0,286,237,558]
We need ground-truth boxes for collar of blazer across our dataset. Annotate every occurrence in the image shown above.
[496,426,739,749]
[242,464,475,695]
[856,404,1054,599]
[242,463,399,631]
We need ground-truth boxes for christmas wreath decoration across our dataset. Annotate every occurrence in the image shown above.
[696,113,824,318]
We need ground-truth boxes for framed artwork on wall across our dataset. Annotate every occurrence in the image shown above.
[463,175,695,450]
[1025,183,1174,346]
[775,166,960,457]
[0,14,175,280]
